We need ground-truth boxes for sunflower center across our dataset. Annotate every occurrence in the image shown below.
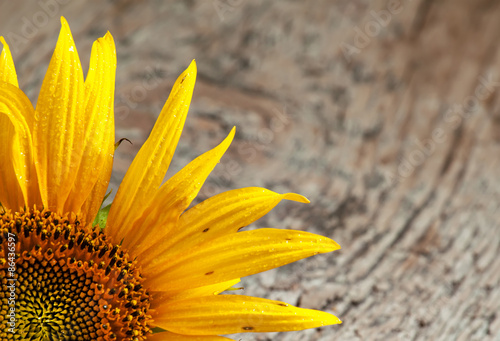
[0,207,152,341]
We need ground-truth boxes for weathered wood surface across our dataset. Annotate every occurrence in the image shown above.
[2,1,500,340]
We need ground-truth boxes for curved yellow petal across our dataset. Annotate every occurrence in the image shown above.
[107,60,197,240]
[151,279,241,308]
[0,114,25,210]
[63,32,116,217]
[33,17,85,212]
[147,331,233,341]
[126,128,235,254]
[0,82,37,209]
[143,228,340,294]
[78,165,113,225]
[136,186,308,263]
[155,295,341,335]
[0,36,19,87]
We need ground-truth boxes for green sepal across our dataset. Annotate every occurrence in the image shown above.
[151,327,166,334]
[93,203,111,229]
[115,137,132,151]
[92,189,113,228]
[101,189,113,204]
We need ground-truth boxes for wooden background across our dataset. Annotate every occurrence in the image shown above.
[1,1,500,340]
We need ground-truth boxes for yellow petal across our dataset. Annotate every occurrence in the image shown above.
[78,164,113,226]
[63,32,116,216]
[0,36,19,87]
[147,331,233,341]
[155,295,341,335]
[126,128,235,254]
[151,279,241,307]
[0,115,25,209]
[143,228,340,294]
[0,82,37,209]
[106,60,197,240]
[33,17,85,212]
[136,186,308,263]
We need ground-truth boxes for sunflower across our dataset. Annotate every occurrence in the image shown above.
[0,17,341,341]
